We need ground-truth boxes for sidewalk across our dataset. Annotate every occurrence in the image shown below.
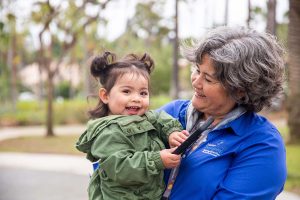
[0,152,299,200]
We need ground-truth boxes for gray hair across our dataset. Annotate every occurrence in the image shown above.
[181,26,286,112]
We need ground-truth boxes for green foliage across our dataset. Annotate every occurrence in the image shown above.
[0,95,173,126]
[149,46,173,95]
[53,99,88,124]
[150,95,172,109]
[277,23,288,47]
[278,126,289,143]
[110,33,174,95]
[128,0,171,45]
[0,99,89,126]
[285,145,300,194]
[0,73,10,102]
[55,81,72,99]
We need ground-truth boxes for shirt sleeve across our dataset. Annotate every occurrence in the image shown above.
[91,125,164,186]
[212,128,287,199]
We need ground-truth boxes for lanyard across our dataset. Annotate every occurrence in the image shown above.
[162,106,246,200]
[162,117,214,200]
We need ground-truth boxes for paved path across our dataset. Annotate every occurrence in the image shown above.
[1,121,300,200]
[0,152,299,200]
[0,166,89,200]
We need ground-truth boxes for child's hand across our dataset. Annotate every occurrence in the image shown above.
[169,130,189,148]
[160,147,181,168]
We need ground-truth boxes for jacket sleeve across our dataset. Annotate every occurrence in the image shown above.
[91,125,165,186]
[145,110,183,144]
[212,128,287,199]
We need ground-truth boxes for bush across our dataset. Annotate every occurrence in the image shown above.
[0,95,173,126]
[0,100,88,126]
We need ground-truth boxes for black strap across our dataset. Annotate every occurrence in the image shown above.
[161,117,214,200]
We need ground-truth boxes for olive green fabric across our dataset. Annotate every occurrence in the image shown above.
[76,110,183,200]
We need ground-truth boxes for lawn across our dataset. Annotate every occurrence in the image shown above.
[0,135,83,155]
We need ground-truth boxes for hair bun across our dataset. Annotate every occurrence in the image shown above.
[140,53,154,73]
[90,51,116,77]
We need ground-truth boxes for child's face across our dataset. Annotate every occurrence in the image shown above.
[100,72,150,116]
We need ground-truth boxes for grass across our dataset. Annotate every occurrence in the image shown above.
[285,144,300,194]
[0,135,83,156]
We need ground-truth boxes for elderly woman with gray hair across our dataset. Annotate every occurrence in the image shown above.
[158,26,287,199]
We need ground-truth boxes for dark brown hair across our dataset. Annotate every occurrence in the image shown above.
[88,51,154,119]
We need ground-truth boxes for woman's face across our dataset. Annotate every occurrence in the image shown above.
[191,54,236,119]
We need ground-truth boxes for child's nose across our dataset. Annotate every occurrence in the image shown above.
[132,94,141,102]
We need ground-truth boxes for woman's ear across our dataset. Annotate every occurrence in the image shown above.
[237,90,245,101]
[99,88,109,104]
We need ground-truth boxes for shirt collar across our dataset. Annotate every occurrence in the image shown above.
[187,104,247,136]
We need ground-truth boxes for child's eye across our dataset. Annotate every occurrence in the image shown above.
[122,90,130,94]
[140,91,149,96]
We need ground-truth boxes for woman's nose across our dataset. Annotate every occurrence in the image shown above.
[192,74,203,89]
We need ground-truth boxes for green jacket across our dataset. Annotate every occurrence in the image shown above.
[76,110,183,200]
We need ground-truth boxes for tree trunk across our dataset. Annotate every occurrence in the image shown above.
[7,23,17,110]
[287,0,300,143]
[247,0,252,28]
[170,0,179,99]
[266,0,277,35]
[46,71,54,137]
[224,0,229,26]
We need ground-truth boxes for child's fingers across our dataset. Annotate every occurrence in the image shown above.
[181,130,190,136]
[175,134,187,143]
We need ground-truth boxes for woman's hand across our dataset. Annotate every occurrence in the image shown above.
[160,148,181,168]
[169,130,189,148]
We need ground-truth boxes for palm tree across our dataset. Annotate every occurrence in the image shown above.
[287,0,300,143]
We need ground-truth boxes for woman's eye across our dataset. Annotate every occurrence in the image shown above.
[192,68,200,75]
[205,77,212,83]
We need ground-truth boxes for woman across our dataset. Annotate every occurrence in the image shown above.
[158,26,287,199]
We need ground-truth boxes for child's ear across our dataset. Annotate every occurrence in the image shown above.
[99,88,109,104]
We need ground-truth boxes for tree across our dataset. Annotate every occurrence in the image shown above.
[266,0,277,35]
[127,0,170,47]
[30,0,111,136]
[287,0,300,143]
[0,1,29,105]
[6,13,18,110]
[247,0,252,27]
[170,0,179,99]
[124,0,174,95]
[224,0,229,26]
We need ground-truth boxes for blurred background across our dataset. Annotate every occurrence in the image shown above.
[0,0,299,198]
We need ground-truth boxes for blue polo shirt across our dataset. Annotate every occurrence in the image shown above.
[158,100,287,200]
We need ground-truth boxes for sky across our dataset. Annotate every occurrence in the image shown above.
[99,0,289,41]
[4,0,289,42]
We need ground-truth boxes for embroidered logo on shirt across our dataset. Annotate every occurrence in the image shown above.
[202,140,224,157]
